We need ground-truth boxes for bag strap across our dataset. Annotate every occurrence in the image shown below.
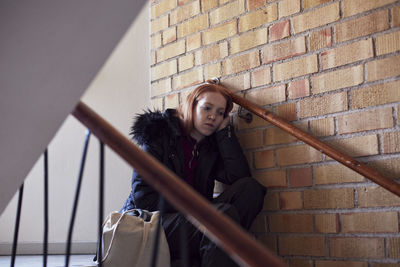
[97,209,152,266]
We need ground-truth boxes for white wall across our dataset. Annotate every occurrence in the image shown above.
[0,1,150,254]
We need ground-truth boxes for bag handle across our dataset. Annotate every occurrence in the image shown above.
[97,209,152,267]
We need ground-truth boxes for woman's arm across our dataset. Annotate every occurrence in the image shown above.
[214,123,251,184]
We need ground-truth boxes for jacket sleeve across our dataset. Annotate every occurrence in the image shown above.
[129,138,164,212]
[214,124,251,184]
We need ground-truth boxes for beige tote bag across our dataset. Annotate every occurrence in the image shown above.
[97,209,170,267]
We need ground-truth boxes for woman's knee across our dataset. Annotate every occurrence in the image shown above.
[233,177,266,200]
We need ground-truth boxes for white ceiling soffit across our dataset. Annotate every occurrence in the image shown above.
[0,0,147,214]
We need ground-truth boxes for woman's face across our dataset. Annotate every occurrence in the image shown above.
[191,91,227,142]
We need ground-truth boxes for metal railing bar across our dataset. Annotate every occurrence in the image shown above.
[98,141,104,267]
[43,149,49,267]
[72,101,286,267]
[208,81,400,197]
[10,183,24,267]
[65,130,91,267]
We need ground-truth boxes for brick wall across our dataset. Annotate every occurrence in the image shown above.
[150,0,400,265]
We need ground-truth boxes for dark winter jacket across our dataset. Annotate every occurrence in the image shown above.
[121,109,251,213]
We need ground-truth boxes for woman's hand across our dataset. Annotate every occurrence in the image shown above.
[217,116,230,131]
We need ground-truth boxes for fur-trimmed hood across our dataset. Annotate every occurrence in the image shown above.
[130,109,181,146]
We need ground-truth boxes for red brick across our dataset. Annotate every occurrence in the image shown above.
[253,169,287,188]
[329,237,385,258]
[335,10,389,43]
[341,212,398,233]
[263,192,280,211]
[309,27,332,51]
[248,0,266,10]
[201,0,218,12]
[315,213,339,233]
[321,39,373,70]
[239,4,278,32]
[237,129,264,149]
[280,191,303,210]
[170,1,200,25]
[368,157,400,180]
[279,236,325,256]
[209,0,245,25]
[230,28,268,54]
[316,261,367,267]
[195,42,228,65]
[304,188,354,209]
[204,63,221,80]
[273,55,318,81]
[221,73,251,92]
[151,0,177,18]
[156,40,185,62]
[310,117,334,137]
[289,259,313,267]
[224,51,260,75]
[358,186,400,208]
[314,164,364,185]
[389,238,400,259]
[269,214,313,233]
[276,102,297,121]
[303,0,332,9]
[262,36,306,64]
[177,14,209,38]
[393,6,400,27]
[280,0,300,18]
[376,30,400,56]
[151,60,177,80]
[299,92,347,118]
[382,131,400,154]
[337,107,394,134]
[266,127,297,145]
[366,54,400,81]
[351,80,400,109]
[237,110,270,129]
[173,68,203,90]
[187,33,201,51]
[162,27,177,45]
[288,79,310,99]
[327,135,379,158]
[269,20,290,42]
[251,67,271,87]
[151,15,169,34]
[254,149,274,169]
[342,0,396,17]
[312,65,363,94]
[276,145,322,166]
[292,2,339,34]
[245,85,286,106]
[289,167,313,187]
[180,54,199,73]
[165,93,179,109]
[151,78,172,97]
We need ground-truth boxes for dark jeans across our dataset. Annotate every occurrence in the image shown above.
[162,177,266,267]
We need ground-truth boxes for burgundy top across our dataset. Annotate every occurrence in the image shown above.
[180,135,201,187]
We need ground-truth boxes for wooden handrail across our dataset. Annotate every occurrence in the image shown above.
[208,81,400,197]
[72,101,286,267]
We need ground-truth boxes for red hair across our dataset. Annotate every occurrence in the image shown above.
[177,84,233,135]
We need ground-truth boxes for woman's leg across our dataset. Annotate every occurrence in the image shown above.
[162,177,266,267]
[200,177,266,267]
[214,177,266,229]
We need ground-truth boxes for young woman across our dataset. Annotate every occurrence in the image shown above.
[121,83,266,267]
